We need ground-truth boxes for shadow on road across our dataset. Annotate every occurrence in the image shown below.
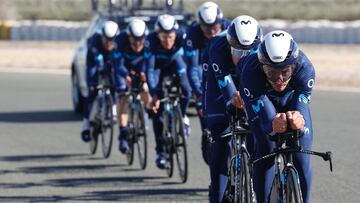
[0,188,208,202]
[17,164,124,174]
[45,176,163,187]
[0,153,87,162]
[0,110,81,123]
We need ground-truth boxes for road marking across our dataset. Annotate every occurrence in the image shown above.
[0,67,70,75]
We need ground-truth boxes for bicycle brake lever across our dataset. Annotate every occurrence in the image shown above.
[323,151,333,172]
[328,151,333,172]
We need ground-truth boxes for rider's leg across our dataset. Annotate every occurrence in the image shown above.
[82,66,99,142]
[293,106,313,203]
[115,75,130,153]
[209,134,231,203]
[251,125,276,203]
[151,103,167,169]
[140,82,152,109]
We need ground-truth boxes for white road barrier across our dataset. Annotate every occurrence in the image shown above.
[4,19,360,43]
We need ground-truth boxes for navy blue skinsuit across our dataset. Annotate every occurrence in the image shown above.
[144,30,192,154]
[203,32,255,203]
[238,51,315,203]
[84,32,121,120]
[115,32,146,92]
[184,19,231,165]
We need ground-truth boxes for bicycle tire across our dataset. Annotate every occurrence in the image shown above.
[163,111,174,178]
[173,106,188,183]
[101,94,114,158]
[238,151,251,203]
[126,104,135,165]
[286,167,303,203]
[136,101,147,170]
[89,125,98,155]
[89,99,99,155]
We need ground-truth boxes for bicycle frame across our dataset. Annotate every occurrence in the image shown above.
[251,130,333,202]
[225,115,253,203]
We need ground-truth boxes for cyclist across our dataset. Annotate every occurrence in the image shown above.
[238,30,315,203]
[184,1,230,165]
[115,19,152,154]
[144,14,192,169]
[203,15,262,203]
[81,20,121,142]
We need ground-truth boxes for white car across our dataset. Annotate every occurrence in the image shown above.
[71,1,192,113]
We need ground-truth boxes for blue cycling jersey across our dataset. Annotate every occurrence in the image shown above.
[86,32,121,87]
[203,32,240,136]
[115,32,146,78]
[237,51,315,203]
[144,30,187,95]
[184,19,231,97]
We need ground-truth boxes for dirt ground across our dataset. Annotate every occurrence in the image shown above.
[0,41,359,90]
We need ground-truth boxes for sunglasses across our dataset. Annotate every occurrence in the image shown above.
[262,64,294,83]
[200,23,222,37]
[129,36,145,44]
[231,47,250,58]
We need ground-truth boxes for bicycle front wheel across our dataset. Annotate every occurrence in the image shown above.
[286,167,303,203]
[89,124,98,155]
[126,105,135,166]
[135,102,147,170]
[237,151,252,203]
[163,111,173,178]
[101,94,114,158]
[173,106,188,183]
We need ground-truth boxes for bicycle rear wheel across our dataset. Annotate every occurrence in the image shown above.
[286,167,303,203]
[163,112,174,178]
[101,94,114,158]
[173,106,188,183]
[135,102,147,170]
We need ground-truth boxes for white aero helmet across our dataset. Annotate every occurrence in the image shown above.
[226,15,262,54]
[197,1,223,26]
[155,14,179,33]
[257,30,299,68]
[126,19,149,38]
[102,20,119,40]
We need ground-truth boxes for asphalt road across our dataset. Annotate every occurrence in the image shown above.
[0,72,359,202]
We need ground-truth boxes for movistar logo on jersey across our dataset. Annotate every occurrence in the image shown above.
[144,51,152,59]
[299,94,311,104]
[252,99,265,113]
[217,75,232,88]
[113,52,121,59]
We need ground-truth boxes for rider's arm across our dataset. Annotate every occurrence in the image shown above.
[184,31,202,97]
[289,55,315,114]
[144,50,159,96]
[114,53,129,78]
[239,59,277,136]
[210,51,238,108]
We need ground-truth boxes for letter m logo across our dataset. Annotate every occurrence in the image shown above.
[252,99,265,113]
[217,75,232,88]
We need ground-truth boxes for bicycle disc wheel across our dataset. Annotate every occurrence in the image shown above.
[101,94,114,158]
[238,151,251,203]
[135,102,147,170]
[163,112,173,178]
[286,167,303,203]
[173,106,188,183]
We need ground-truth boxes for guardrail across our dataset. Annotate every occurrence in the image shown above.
[1,19,360,43]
